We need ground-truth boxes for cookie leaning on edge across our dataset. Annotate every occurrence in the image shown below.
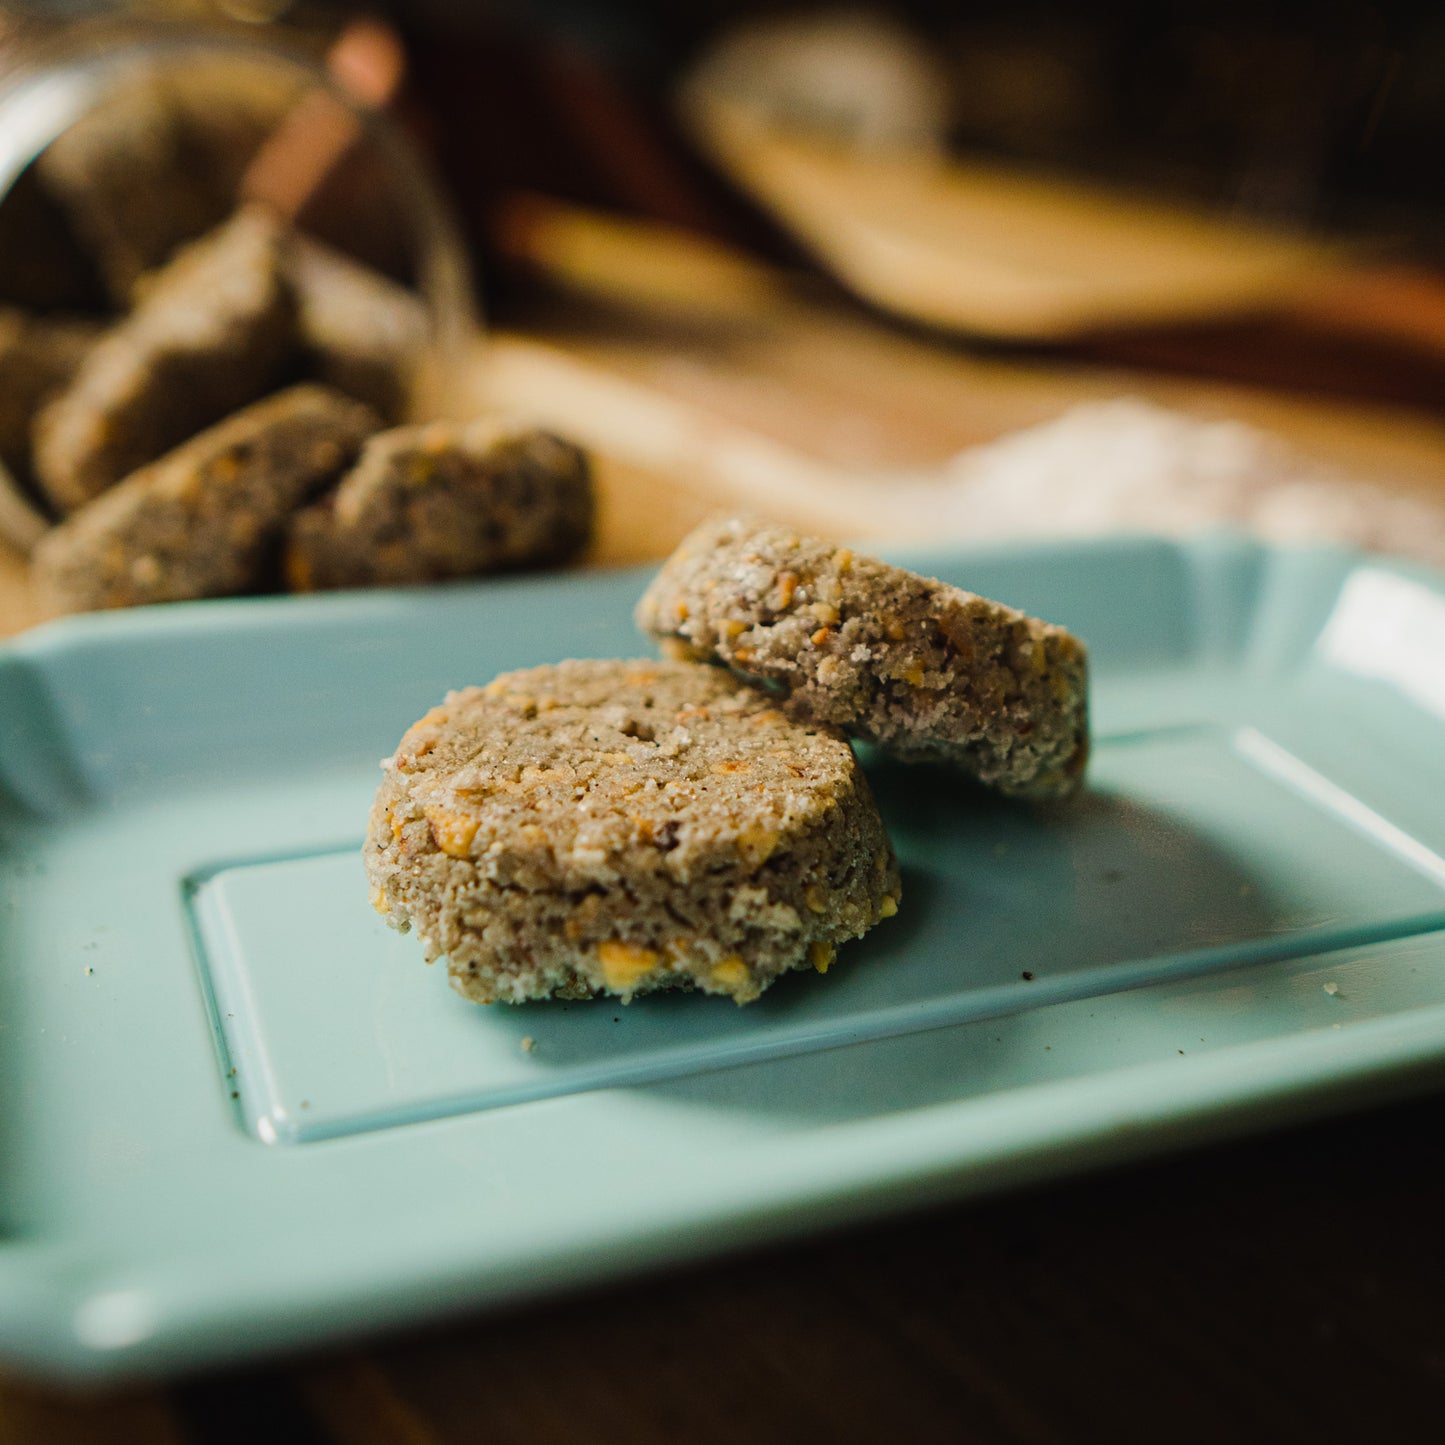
[365,659,901,1004]
[635,516,1089,799]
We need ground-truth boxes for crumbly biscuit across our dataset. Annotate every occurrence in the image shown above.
[33,206,298,512]
[635,515,1089,799]
[365,659,900,1004]
[285,421,592,592]
[0,311,99,497]
[285,235,429,421]
[32,385,377,613]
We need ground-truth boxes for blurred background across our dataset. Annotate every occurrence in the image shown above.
[2,0,1445,610]
[3,0,1444,359]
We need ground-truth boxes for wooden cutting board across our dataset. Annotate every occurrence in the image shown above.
[682,95,1346,340]
[480,200,1445,521]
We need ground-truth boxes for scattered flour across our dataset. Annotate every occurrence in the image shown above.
[906,399,1445,569]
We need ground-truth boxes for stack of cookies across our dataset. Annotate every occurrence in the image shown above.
[15,207,594,614]
[367,516,1090,1007]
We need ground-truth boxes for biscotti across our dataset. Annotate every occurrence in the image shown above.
[286,421,592,592]
[285,235,429,422]
[33,207,297,512]
[33,384,378,613]
[0,310,98,495]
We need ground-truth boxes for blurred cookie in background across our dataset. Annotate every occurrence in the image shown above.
[286,420,593,592]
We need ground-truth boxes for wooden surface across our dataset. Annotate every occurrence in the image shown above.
[683,95,1346,340]
[4,1093,1443,1443]
[4,251,1445,1442]
[477,200,1445,534]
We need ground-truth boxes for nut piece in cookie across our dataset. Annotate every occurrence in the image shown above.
[366,658,900,1004]
[635,515,1089,799]
[33,206,298,513]
[285,421,593,592]
[32,384,378,614]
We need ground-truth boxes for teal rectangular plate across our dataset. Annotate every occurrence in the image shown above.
[4,534,1445,1380]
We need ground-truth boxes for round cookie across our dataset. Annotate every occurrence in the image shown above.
[365,658,900,1004]
[635,515,1089,799]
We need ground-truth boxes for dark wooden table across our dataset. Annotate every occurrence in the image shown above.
[4,1087,1442,1444]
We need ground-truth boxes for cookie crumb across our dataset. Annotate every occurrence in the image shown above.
[520,1035,537,1054]
[1021,970,1034,981]
[1323,981,1340,997]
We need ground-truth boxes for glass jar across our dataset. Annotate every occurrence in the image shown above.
[0,17,479,550]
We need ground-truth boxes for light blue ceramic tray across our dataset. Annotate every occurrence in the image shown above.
[4,534,1445,1381]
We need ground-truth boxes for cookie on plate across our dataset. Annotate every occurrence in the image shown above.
[33,206,298,512]
[33,384,378,613]
[285,421,593,592]
[635,515,1089,799]
[365,658,900,1004]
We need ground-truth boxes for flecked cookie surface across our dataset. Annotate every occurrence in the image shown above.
[366,658,900,1004]
[286,421,592,592]
[33,384,378,613]
[635,516,1089,799]
[33,206,297,512]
